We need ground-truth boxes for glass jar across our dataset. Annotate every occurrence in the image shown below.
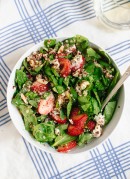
[93,0,130,29]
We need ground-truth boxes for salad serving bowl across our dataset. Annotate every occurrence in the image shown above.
[7,36,124,154]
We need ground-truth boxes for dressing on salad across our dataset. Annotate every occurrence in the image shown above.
[12,35,119,152]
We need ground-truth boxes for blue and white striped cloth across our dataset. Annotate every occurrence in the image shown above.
[0,0,130,179]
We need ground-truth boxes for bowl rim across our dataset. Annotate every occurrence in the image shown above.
[7,36,125,155]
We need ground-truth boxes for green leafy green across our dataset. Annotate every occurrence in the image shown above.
[33,121,56,142]
[87,48,100,59]
[78,133,93,146]
[108,71,120,93]
[60,110,66,120]
[15,70,27,89]
[52,134,76,147]
[12,93,25,107]
[91,97,100,115]
[19,105,37,131]
[70,87,78,101]
[67,99,72,118]
[103,101,117,124]
[44,39,56,48]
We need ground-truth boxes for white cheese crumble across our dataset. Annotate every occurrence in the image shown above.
[69,119,74,125]
[37,79,48,84]
[94,113,105,126]
[92,124,102,138]
[71,55,83,69]
[80,81,90,90]
[65,44,76,54]
[55,128,60,135]
[21,93,28,104]
[57,45,64,54]
[50,59,60,70]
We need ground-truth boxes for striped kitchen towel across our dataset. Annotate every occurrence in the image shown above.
[0,0,130,179]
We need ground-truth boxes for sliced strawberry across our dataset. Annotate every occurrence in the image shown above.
[58,58,71,77]
[50,113,66,124]
[72,114,88,128]
[70,108,88,128]
[57,141,77,153]
[38,93,54,115]
[68,125,84,136]
[71,55,85,72]
[31,81,49,93]
[70,108,80,118]
[86,120,96,131]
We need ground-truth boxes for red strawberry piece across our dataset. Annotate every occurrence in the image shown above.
[68,125,84,136]
[31,81,49,93]
[58,58,71,77]
[57,141,77,153]
[50,113,66,124]
[86,120,96,131]
[38,93,54,115]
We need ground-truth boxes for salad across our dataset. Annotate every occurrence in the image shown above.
[12,35,119,153]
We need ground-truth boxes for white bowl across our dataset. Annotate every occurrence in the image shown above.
[7,37,125,154]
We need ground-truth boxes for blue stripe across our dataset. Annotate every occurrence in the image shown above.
[0,57,11,72]
[115,53,130,62]
[2,41,34,57]
[20,0,42,42]
[0,25,27,42]
[0,104,7,111]
[106,40,130,50]
[49,154,60,177]
[108,139,127,179]
[29,142,46,178]
[53,13,95,32]
[1,62,11,77]
[0,115,10,123]
[107,43,130,54]
[29,0,50,38]
[45,0,93,20]
[118,59,130,67]
[34,148,49,178]
[0,35,32,53]
[0,119,11,126]
[0,112,9,119]
[22,138,42,179]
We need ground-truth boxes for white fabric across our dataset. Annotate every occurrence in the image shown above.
[0,0,130,179]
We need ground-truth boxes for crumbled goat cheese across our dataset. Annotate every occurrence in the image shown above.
[65,44,76,54]
[106,72,113,79]
[92,124,102,138]
[21,93,28,104]
[57,90,70,106]
[80,81,90,90]
[69,119,74,124]
[72,69,81,77]
[50,59,60,70]
[55,128,60,135]
[94,113,105,126]
[36,74,42,80]
[58,45,64,54]
[37,79,48,84]
[71,55,83,69]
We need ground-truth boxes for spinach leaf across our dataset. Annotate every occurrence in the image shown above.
[91,97,100,115]
[28,99,39,108]
[60,110,66,120]
[52,134,76,147]
[78,133,93,146]
[44,39,56,48]
[70,87,78,101]
[108,71,120,93]
[15,70,27,89]
[87,48,100,59]
[19,105,37,131]
[67,99,72,118]
[103,101,117,124]
[55,124,68,135]
[93,90,101,107]
[12,93,25,107]
[53,86,65,94]
[33,121,56,142]
[75,35,89,52]
[25,92,38,99]
[37,115,47,123]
